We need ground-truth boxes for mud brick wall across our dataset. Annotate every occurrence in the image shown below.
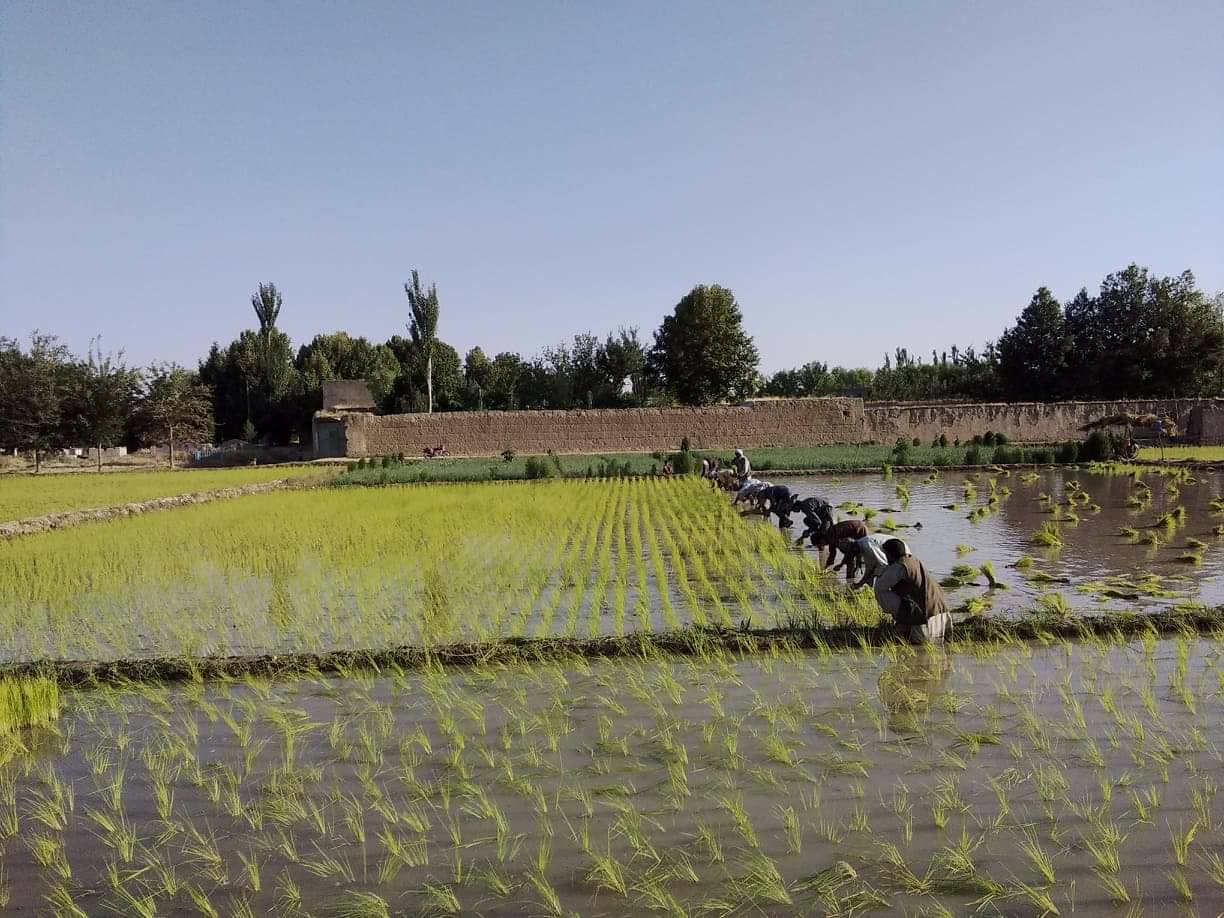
[336,398,865,458]
[864,399,1215,444]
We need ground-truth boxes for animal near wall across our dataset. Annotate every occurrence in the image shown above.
[315,396,1224,458]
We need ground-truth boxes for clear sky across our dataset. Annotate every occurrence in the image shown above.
[2,1,1221,373]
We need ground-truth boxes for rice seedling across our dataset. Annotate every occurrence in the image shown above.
[1032,522,1063,547]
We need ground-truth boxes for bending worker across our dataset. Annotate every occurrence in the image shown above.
[793,497,835,546]
[758,484,796,527]
[833,534,890,588]
[814,519,868,574]
[873,539,952,643]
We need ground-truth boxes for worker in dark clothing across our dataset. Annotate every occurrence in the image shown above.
[813,519,868,575]
[874,539,951,643]
[793,497,835,546]
[758,484,796,527]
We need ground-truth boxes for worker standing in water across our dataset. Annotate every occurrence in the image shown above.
[813,519,869,575]
[732,448,751,483]
[833,534,891,588]
[873,539,951,643]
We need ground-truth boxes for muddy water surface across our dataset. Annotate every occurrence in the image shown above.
[4,638,1224,915]
[769,466,1224,616]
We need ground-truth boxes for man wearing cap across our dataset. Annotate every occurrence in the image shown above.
[873,539,951,643]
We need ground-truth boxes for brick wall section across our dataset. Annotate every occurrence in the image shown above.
[322,397,1224,458]
[337,398,865,458]
[863,398,1218,444]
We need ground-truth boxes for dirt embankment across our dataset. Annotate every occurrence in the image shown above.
[0,478,314,539]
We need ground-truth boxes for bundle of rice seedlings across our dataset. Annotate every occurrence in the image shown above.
[0,676,59,734]
[1032,523,1063,548]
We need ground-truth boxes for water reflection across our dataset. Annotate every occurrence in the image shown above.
[771,467,1224,616]
[877,647,952,733]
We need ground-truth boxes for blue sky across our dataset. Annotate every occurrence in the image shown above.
[2,1,1221,373]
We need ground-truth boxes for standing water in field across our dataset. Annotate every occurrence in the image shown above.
[769,464,1224,616]
[1,638,1222,915]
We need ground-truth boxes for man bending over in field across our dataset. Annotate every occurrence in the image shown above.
[874,539,951,643]
[793,497,835,546]
[813,519,868,575]
[733,478,767,507]
[758,484,797,527]
[833,534,890,588]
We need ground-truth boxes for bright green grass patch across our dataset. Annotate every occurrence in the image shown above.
[1136,446,1224,462]
[0,478,878,665]
[0,465,331,522]
[338,444,1006,485]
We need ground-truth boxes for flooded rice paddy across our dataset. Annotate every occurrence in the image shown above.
[5,466,1224,666]
[4,637,1224,915]
[773,463,1224,618]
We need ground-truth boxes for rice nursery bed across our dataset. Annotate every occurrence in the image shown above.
[0,478,879,667]
[3,635,1224,916]
[0,466,333,524]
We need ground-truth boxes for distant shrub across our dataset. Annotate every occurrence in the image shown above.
[1082,431,1115,462]
[524,456,552,479]
[381,456,392,469]
[347,462,358,473]
[680,436,691,453]
[992,445,1017,464]
[994,433,1008,446]
[669,450,695,475]
[964,444,985,465]
[501,448,515,462]
[938,433,949,449]
[891,438,912,466]
[953,437,961,448]
[1030,448,1056,464]
[650,450,664,461]
[1055,441,1080,463]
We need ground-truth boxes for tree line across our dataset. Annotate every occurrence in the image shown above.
[1,263,1219,459]
[764,265,1224,403]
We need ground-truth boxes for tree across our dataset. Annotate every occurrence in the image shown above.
[463,347,492,409]
[295,332,399,430]
[386,335,463,413]
[996,287,1072,400]
[251,282,289,398]
[0,333,71,471]
[648,285,759,405]
[404,270,441,413]
[63,340,142,471]
[135,364,214,469]
[597,327,649,406]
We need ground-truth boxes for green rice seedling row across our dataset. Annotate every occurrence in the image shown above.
[4,636,1224,915]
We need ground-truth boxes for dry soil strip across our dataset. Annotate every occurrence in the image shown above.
[0,477,319,539]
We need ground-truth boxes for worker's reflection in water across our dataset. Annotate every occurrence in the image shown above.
[877,646,952,733]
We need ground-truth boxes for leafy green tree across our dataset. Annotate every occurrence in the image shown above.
[134,364,214,468]
[997,287,1072,400]
[63,340,142,470]
[296,332,399,403]
[597,327,649,406]
[386,335,463,413]
[0,333,71,471]
[648,285,759,405]
[486,352,525,410]
[463,347,492,409]
[404,270,441,413]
